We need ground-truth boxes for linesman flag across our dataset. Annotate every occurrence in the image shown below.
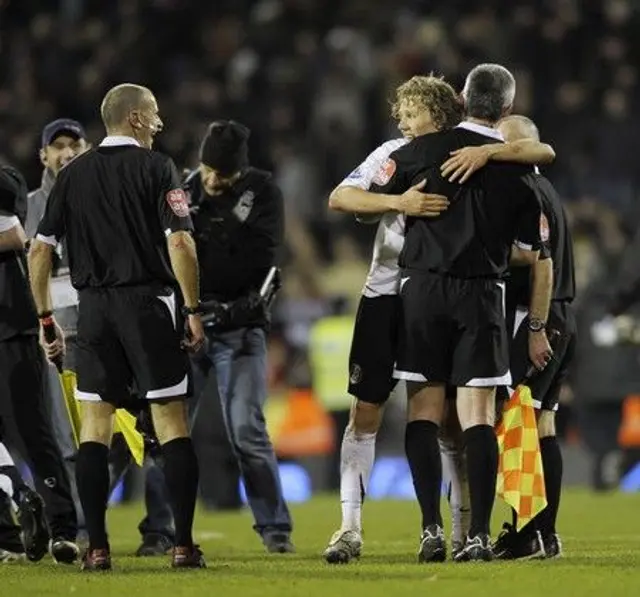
[57,367,145,466]
[496,384,547,531]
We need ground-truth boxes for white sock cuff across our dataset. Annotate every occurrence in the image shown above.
[0,442,14,467]
[0,474,14,503]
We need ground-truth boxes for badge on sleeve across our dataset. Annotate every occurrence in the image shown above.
[345,166,363,182]
[166,189,190,217]
[372,158,396,186]
[539,213,550,242]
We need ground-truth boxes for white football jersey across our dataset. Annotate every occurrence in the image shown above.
[336,138,408,297]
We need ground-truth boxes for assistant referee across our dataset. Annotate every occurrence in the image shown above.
[28,83,205,571]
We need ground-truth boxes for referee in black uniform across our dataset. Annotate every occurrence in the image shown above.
[371,64,551,562]
[28,83,205,571]
[0,164,78,563]
[493,115,576,560]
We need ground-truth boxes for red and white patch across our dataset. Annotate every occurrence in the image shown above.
[372,158,396,186]
[166,189,189,218]
[539,213,550,243]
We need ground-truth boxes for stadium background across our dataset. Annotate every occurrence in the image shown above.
[2,0,640,505]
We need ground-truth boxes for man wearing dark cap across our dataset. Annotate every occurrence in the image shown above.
[187,120,293,553]
[27,118,177,558]
[26,119,90,238]
[0,164,79,564]
[26,120,91,512]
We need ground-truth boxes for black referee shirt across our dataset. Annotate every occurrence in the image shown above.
[371,122,543,279]
[0,165,38,340]
[36,136,193,290]
[508,170,576,309]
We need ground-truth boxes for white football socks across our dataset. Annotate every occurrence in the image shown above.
[440,437,470,543]
[340,427,377,533]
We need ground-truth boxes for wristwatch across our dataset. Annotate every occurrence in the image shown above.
[528,317,546,332]
[181,302,204,317]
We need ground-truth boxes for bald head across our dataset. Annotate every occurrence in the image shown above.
[100,83,155,130]
[498,115,540,143]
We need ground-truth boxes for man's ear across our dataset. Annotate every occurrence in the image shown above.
[39,148,48,168]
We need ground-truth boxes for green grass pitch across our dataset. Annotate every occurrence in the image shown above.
[1,490,639,597]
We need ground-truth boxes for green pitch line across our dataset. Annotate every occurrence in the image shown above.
[1,490,639,597]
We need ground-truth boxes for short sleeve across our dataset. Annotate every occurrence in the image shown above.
[337,139,407,191]
[158,157,193,235]
[369,148,412,196]
[0,215,19,232]
[36,172,67,246]
[514,188,543,252]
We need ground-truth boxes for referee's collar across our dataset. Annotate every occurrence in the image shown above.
[456,121,504,141]
[99,136,141,147]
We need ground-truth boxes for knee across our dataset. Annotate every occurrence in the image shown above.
[350,400,383,435]
[537,410,556,438]
[80,404,115,446]
[151,400,190,445]
[407,384,445,424]
[456,387,496,430]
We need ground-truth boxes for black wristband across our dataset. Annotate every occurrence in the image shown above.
[181,303,204,317]
[38,311,53,320]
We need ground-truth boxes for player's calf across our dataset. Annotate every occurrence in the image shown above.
[151,399,203,568]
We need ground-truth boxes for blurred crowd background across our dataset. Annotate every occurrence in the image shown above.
[2,0,640,496]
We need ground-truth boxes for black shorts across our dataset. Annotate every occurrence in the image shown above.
[507,301,576,411]
[394,271,511,387]
[348,295,399,404]
[75,285,189,407]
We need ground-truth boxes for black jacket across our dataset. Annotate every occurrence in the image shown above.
[186,167,284,304]
[0,165,38,341]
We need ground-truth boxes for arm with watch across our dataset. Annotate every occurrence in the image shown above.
[166,230,205,352]
[527,256,554,371]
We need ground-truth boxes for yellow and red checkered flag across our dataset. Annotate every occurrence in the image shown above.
[496,384,547,531]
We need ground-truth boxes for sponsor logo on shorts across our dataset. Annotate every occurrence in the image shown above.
[166,188,190,217]
[349,363,362,385]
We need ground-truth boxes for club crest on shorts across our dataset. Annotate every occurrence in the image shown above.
[350,363,363,385]
[539,213,550,242]
[372,158,396,186]
[166,188,190,217]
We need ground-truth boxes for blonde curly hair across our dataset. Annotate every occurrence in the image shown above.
[391,75,463,131]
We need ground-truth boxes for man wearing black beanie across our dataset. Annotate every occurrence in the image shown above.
[187,120,293,553]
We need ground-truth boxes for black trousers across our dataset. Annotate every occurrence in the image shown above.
[0,333,77,540]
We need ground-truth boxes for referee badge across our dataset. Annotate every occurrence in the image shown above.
[539,213,550,242]
[166,189,190,217]
[349,363,363,385]
[372,158,396,186]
